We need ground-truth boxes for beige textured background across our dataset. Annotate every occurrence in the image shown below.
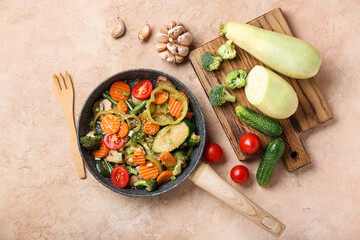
[1,0,359,239]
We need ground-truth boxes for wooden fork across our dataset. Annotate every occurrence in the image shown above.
[53,72,86,179]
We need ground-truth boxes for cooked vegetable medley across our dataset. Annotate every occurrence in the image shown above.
[80,76,200,192]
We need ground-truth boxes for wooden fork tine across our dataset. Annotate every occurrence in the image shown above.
[65,71,73,90]
[59,72,67,89]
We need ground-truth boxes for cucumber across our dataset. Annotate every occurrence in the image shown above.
[152,119,194,153]
[256,139,285,187]
[235,105,282,137]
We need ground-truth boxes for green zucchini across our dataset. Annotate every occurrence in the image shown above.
[235,105,282,137]
[256,139,285,187]
[152,119,194,153]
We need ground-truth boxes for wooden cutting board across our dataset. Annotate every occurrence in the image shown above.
[189,8,333,172]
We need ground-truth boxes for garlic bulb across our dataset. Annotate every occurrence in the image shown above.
[111,17,126,39]
[156,21,193,64]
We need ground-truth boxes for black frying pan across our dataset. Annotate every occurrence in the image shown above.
[76,68,285,236]
[77,68,206,197]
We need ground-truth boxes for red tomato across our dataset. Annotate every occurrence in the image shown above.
[203,143,223,163]
[230,165,249,184]
[132,80,153,100]
[239,133,260,155]
[103,133,125,150]
[111,166,129,188]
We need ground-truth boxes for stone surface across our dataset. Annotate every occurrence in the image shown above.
[0,0,359,239]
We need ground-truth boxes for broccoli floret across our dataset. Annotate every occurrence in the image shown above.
[188,133,200,147]
[125,165,138,175]
[225,69,247,90]
[217,40,237,60]
[209,84,236,107]
[173,149,188,164]
[130,131,150,151]
[172,163,182,176]
[134,179,157,192]
[80,135,102,150]
[201,51,222,71]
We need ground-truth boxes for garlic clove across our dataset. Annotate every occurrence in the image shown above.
[159,50,175,63]
[156,33,169,43]
[177,32,192,46]
[111,17,126,39]
[168,25,186,39]
[160,25,169,34]
[177,45,189,57]
[175,55,184,64]
[167,21,177,29]
[138,24,151,41]
[156,43,167,52]
[166,42,178,55]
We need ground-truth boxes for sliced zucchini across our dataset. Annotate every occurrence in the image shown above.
[152,119,194,153]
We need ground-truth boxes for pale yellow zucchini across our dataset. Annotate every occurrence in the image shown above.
[219,22,321,79]
[245,66,298,119]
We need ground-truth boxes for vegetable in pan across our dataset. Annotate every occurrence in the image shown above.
[79,135,102,150]
[79,76,201,192]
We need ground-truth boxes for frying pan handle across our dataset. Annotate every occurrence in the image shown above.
[189,161,285,237]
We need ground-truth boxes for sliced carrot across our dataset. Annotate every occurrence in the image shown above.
[101,115,120,134]
[143,120,160,135]
[117,100,128,113]
[118,122,129,138]
[92,140,110,158]
[185,112,193,119]
[159,152,177,168]
[132,151,146,165]
[156,170,173,185]
[179,92,189,104]
[169,98,184,119]
[154,90,169,104]
[109,81,131,101]
[139,161,160,180]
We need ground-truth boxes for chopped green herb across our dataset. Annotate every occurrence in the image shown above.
[170,176,176,181]
[168,140,173,144]
[127,149,134,154]
[147,163,153,167]
[123,92,129,96]
[95,107,99,112]
[134,80,139,85]
[89,121,94,126]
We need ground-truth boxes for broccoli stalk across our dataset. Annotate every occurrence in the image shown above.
[225,69,247,89]
[201,51,222,71]
[130,131,150,151]
[125,165,138,175]
[217,40,237,60]
[80,135,102,150]
[134,179,157,192]
[209,84,236,107]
